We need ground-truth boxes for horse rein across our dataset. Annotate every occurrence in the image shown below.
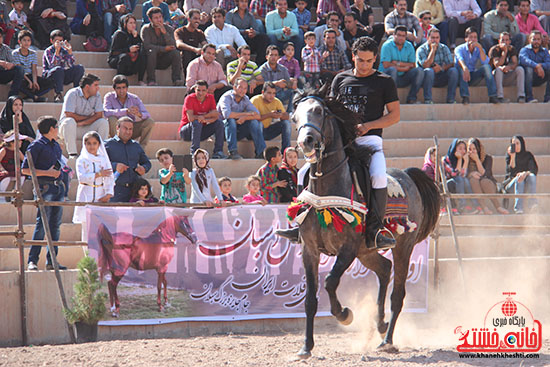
[296,95,350,179]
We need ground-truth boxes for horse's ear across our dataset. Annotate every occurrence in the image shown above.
[318,82,330,99]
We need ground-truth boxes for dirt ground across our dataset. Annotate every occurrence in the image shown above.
[1,330,548,367]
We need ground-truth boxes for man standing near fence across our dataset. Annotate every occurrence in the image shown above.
[22,116,68,271]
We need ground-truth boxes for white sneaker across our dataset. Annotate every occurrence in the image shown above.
[528,98,538,103]
[27,262,38,271]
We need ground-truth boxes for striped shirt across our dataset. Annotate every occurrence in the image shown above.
[226,59,261,82]
[257,162,280,203]
[249,0,275,18]
[302,46,322,73]
[0,44,14,64]
[12,48,37,74]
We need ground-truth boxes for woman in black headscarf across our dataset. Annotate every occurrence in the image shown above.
[503,135,538,214]
[0,96,36,152]
[108,14,147,84]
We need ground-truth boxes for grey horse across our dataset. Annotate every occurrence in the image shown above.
[286,92,440,358]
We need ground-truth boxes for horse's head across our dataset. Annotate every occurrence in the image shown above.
[293,94,335,164]
[174,215,198,244]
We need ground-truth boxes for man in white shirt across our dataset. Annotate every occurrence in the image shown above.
[204,7,247,69]
[444,0,483,49]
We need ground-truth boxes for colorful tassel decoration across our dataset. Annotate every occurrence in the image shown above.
[316,210,327,228]
[323,209,332,225]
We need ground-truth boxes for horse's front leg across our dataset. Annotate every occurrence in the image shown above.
[298,246,320,359]
[157,273,163,312]
[108,275,122,317]
[325,244,357,325]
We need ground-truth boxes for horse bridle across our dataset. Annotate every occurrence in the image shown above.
[296,95,349,179]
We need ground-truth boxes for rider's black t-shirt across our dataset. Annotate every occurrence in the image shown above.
[329,70,398,138]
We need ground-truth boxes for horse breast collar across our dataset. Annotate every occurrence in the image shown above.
[297,190,367,214]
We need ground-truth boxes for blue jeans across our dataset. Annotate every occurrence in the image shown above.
[435,21,449,45]
[524,66,550,102]
[103,12,117,44]
[44,64,85,93]
[0,65,24,96]
[263,120,291,152]
[276,88,295,112]
[255,19,266,34]
[423,67,458,102]
[385,66,424,102]
[28,182,65,265]
[180,119,225,154]
[447,175,478,209]
[457,64,497,97]
[505,173,537,212]
[224,118,266,156]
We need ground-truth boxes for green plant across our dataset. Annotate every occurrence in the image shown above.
[63,254,108,325]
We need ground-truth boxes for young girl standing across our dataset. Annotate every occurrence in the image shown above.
[0,130,28,202]
[129,177,160,206]
[190,149,223,205]
[72,131,115,240]
[242,175,267,204]
[277,147,299,202]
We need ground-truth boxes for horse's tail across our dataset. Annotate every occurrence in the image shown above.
[405,167,441,242]
[97,223,114,282]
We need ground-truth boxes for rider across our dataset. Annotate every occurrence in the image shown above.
[277,36,398,250]
[330,36,399,250]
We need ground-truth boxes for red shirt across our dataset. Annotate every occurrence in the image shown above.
[179,93,217,130]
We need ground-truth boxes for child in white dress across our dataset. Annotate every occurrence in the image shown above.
[72,131,115,241]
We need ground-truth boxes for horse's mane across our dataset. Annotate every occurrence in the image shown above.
[294,87,376,163]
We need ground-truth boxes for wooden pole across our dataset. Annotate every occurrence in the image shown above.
[26,153,76,344]
[438,160,467,293]
[13,116,27,346]
[432,136,441,291]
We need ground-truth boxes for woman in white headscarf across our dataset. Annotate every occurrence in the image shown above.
[72,131,115,241]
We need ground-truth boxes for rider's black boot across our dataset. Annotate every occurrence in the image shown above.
[275,227,300,242]
[364,188,396,250]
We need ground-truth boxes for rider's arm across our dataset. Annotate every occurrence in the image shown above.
[359,100,400,133]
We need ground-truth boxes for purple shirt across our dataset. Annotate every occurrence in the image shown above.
[42,45,76,74]
[103,91,151,121]
[278,55,300,78]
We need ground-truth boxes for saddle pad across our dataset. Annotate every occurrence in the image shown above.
[387,175,405,198]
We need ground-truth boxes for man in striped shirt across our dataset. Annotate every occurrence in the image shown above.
[227,45,264,94]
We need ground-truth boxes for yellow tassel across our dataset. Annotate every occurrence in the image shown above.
[351,210,362,225]
[323,209,332,225]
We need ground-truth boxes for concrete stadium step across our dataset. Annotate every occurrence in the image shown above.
[383,137,550,157]
[432,234,550,259]
[0,223,81,249]
[384,119,550,139]
[36,50,110,69]
[37,66,177,86]
[0,246,85,271]
[0,85,186,104]
[399,103,550,121]
[399,85,549,104]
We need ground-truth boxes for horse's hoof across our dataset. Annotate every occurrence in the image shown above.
[111,311,119,318]
[297,347,312,359]
[378,322,389,337]
[338,307,354,326]
[377,341,398,353]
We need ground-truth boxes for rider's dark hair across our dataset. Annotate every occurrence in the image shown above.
[352,36,379,56]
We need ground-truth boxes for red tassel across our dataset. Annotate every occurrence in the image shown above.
[329,209,345,232]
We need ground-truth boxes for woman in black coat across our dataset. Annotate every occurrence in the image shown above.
[503,135,538,214]
[29,0,71,48]
[0,96,36,152]
[108,14,147,84]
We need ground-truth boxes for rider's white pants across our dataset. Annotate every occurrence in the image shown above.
[355,135,387,189]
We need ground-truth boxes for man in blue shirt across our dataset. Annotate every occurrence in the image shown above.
[217,78,265,159]
[454,26,498,104]
[21,116,67,271]
[379,25,425,103]
[519,30,550,102]
[105,117,152,202]
[417,28,459,103]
